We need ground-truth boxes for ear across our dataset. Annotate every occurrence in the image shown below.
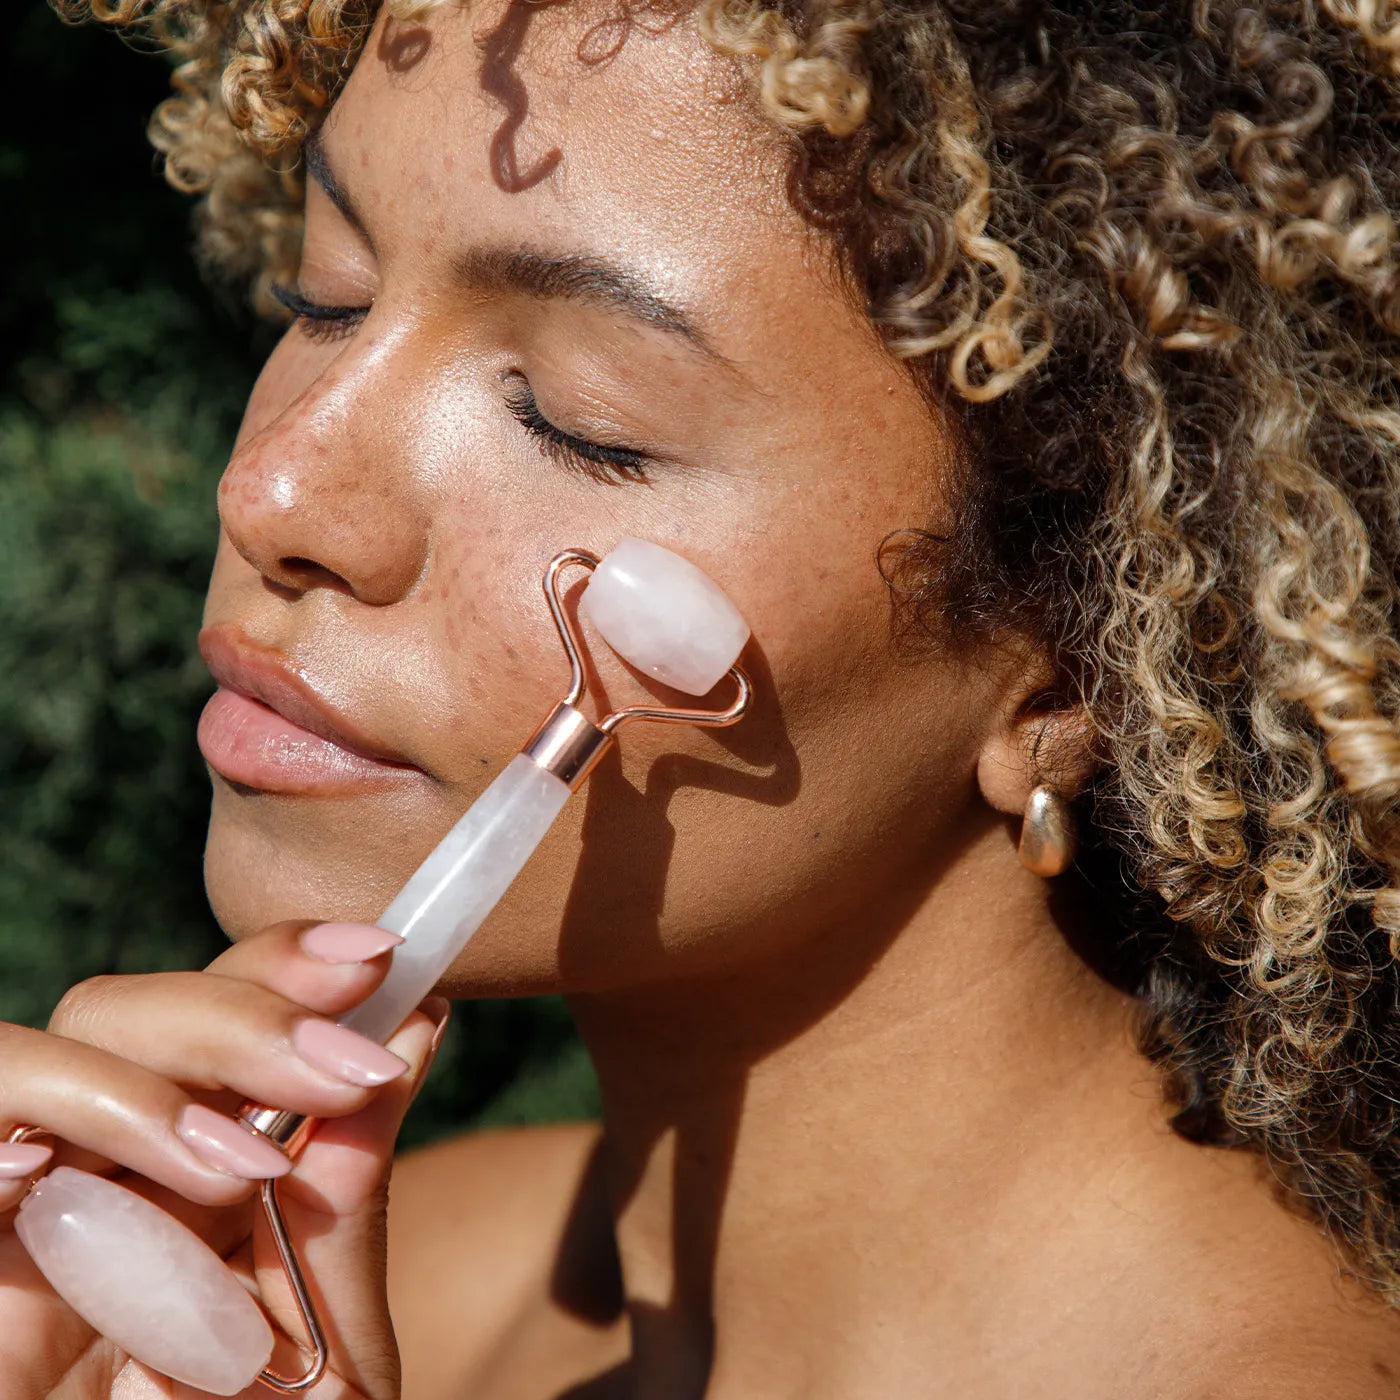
[975,654,1098,819]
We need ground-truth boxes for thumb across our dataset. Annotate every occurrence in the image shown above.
[247,995,453,1399]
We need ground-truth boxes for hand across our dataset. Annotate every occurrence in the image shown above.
[0,920,451,1398]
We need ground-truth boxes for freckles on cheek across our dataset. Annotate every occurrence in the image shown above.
[432,574,495,687]
[425,532,552,691]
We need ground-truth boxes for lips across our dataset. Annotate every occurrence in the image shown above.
[197,627,422,794]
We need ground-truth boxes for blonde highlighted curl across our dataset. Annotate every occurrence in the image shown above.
[54,0,1400,1299]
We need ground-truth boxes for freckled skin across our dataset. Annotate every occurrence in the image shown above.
[198,4,1400,1396]
[203,0,985,996]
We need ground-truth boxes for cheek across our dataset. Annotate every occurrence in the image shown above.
[401,526,582,794]
[531,490,977,988]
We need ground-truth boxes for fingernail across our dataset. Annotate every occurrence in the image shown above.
[418,997,452,1072]
[292,1019,410,1087]
[176,1104,292,1180]
[299,922,404,964]
[422,996,452,1058]
[409,999,452,1099]
[0,1142,53,1179]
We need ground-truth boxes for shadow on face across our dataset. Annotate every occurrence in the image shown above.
[193,9,1098,1386]
[202,0,993,1007]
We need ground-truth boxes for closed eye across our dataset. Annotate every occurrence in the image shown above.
[267,286,654,485]
[502,374,652,486]
[269,283,370,343]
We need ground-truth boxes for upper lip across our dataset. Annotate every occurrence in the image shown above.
[198,625,419,769]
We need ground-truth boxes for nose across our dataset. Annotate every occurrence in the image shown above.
[217,354,432,606]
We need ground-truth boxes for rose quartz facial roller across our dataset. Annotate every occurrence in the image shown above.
[9,538,752,1395]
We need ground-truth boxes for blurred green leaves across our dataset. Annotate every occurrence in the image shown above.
[0,270,250,1032]
[0,1,598,1140]
[0,381,227,1029]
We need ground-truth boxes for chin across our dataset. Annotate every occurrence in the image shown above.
[203,779,424,935]
[202,782,582,996]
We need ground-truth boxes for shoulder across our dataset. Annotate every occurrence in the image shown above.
[1193,1278,1400,1399]
[388,1119,606,1247]
[1035,1134,1400,1400]
[385,1122,623,1398]
[1172,1324,1400,1400]
[1055,1264,1400,1400]
[1116,1188,1400,1400]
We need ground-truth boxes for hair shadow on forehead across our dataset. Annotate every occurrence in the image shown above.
[376,14,433,72]
[477,0,697,195]
[479,0,565,192]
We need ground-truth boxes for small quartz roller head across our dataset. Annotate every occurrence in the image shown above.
[9,536,756,1400]
[580,536,751,696]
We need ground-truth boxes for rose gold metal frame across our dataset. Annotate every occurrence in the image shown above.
[5,1123,52,1155]
[241,547,750,1389]
[520,549,752,789]
[7,548,750,1393]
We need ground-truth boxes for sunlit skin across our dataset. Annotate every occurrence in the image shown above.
[201,11,967,996]
[3,1,1400,1397]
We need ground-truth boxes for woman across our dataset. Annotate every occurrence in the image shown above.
[5,0,1400,1393]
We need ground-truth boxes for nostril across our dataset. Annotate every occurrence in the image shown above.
[279,557,353,593]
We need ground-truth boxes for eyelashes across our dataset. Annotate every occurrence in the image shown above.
[501,376,650,485]
[269,283,368,342]
[269,284,652,485]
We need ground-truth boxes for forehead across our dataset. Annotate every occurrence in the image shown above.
[328,3,791,238]
[318,0,863,348]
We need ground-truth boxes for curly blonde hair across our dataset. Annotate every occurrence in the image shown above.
[56,0,1400,1299]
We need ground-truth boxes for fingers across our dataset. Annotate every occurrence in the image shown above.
[45,970,410,1117]
[281,997,452,1217]
[0,919,419,1219]
[203,920,405,1017]
[0,1022,273,1213]
[123,997,451,1263]
[97,1005,451,1400]
[248,998,451,1400]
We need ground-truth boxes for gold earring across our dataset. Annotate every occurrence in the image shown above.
[1017,785,1077,877]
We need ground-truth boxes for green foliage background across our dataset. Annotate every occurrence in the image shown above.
[0,4,598,1148]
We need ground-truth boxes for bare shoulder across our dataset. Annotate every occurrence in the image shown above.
[386,1122,623,1398]
[1202,1281,1400,1400]
[388,1120,606,1251]
[1124,1170,1400,1400]
[1047,1134,1400,1400]
[1180,1318,1400,1400]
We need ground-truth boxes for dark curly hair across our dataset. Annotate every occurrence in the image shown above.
[55,0,1400,1300]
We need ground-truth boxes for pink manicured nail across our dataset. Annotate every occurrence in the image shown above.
[0,1142,53,1179]
[423,997,452,1060]
[292,1019,410,1087]
[176,1104,292,1180]
[299,922,404,964]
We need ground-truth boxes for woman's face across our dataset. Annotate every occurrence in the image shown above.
[201,0,1015,997]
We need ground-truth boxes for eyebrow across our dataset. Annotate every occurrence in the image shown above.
[302,130,731,367]
[304,130,368,240]
[454,247,725,360]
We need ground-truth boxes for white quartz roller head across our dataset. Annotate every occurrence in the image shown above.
[580,537,750,696]
[7,538,756,1400]
[16,1167,274,1394]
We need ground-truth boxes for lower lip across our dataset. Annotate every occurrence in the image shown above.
[197,689,419,795]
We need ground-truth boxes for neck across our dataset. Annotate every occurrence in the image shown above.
[569,819,1167,1400]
